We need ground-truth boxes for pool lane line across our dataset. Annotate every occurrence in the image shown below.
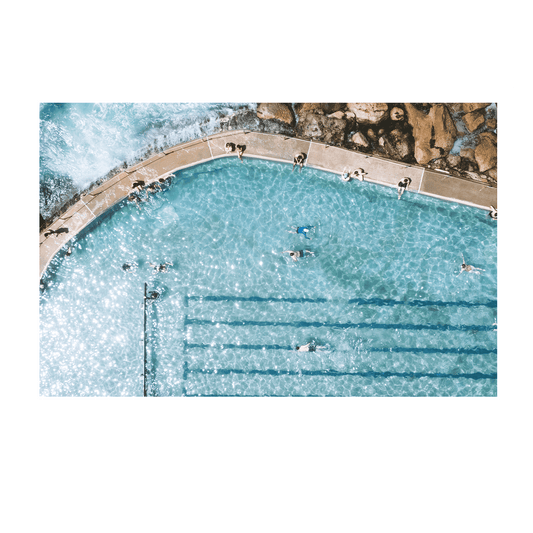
[183,342,496,356]
[183,318,496,333]
[187,294,497,309]
[182,365,496,382]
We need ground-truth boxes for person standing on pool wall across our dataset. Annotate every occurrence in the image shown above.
[397,177,412,199]
[282,249,315,262]
[292,153,306,172]
[288,226,314,239]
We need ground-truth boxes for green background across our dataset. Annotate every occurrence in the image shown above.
[0,2,531,532]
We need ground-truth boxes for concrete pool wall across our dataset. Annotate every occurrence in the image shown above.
[39,130,497,278]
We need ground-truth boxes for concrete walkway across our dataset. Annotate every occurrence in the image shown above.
[39,130,497,278]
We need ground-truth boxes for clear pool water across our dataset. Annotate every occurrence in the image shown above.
[39,157,497,396]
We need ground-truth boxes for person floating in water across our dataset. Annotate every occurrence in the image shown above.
[282,249,315,262]
[293,153,306,172]
[236,144,245,162]
[122,262,137,272]
[65,246,72,256]
[146,181,162,193]
[488,205,497,220]
[340,168,367,182]
[127,193,143,210]
[145,290,160,304]
[44,227,69,237]
[150,261,173,273]
[457,254,485,276]
[397,177,412,199]
[288,226,315,239]
[295,342,327,352]
[225,142,236,154]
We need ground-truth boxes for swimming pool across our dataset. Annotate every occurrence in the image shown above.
[39,156,497,396]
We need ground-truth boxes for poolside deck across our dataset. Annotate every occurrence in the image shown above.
[39,130,497,279]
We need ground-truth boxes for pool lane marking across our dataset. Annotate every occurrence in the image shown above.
[206,136,214,159]
[182,365,496,382]
[183,317,495,332]
[183,342,496,356]
[418,167,425,193]
[187,294,497,309]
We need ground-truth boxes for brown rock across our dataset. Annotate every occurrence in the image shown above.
[446,153,462,168]
[390,107,405,121]
[381,129,414,161]
[486,117,497,130]
[486,167,497,181]
[351,131,370,148]
[463,109,485,132]
[475,132,497,172]
[328,110,345,120]
[404,103,457,165]
[462,103,491,114]
[460,147,476,164]
[346,103,389,124]
[322,103,345,114]
[257,103,295,126]
[294,103,325,117]
[296,112,347,145]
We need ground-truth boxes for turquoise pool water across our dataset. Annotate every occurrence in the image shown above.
[39,157,497,396]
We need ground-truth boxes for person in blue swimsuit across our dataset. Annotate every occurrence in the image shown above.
[288,226,314,239]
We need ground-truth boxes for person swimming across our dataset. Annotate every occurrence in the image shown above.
[295,342,326,352]
[145,290,160,304]
[457,254,484,276]
[288,226,315,239]
[122,262,137,272]
[282,249,315,262]
[397,177,412,199]
[150,261,173,273]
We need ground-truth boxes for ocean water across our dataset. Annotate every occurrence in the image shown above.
[39,157,497,396]
[39,103,257,219]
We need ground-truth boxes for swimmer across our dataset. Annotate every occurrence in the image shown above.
[397,177,412,199]
[65,246,72,256]
[150,261,173,273]
[236,144,245,162]
[282,249,314,262]
[44,227,69,237]
[488,205,497,220]
[295,342,327,352]
[457,254,485,276]
[225,142,236,154]
[288,226,315,239]
[122,262,137,272]
[145,290,160,304]
[292,153,306,172]
[146,181,162,193]
[127,193,142,210]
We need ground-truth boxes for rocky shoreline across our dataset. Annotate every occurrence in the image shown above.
[239,103,497,185]
[40,103,496,232]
